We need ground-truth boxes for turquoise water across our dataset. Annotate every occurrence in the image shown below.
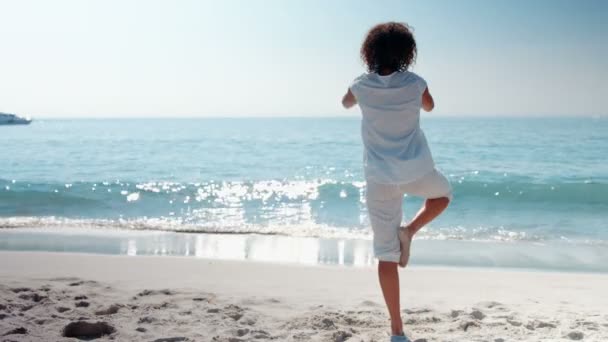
[1,117,607,270]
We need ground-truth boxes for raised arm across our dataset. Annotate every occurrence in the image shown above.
[421,87,434,112]
[341,89,357,109]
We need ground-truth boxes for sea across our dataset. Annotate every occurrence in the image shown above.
[1,117,607,272]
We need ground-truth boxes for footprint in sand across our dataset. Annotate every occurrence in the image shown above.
[405,316,441,325]
[34,318,47,325]
[62,321,115,339]
[19,304,34,312]
[38,285,52,292]
[523,320,558,330]
[536,321,557,329]
[235,328,249,337]
[470,309,486,320]
[18,292,46,302]
[137,289,174,297]
[75,301,90,308]
[138,316,157,324]
[567,331,584,340]
[319,317,336,330]
[68,280,98,287]
[250,329,270,338]
[224,304,245,321]
[403,307,432,315]
[476,301,505,309]
[507,319,522,327]
[460,320,480,332]
[450,310,465,318]
[360,300,381,307]
[3,327,28,336]
[94,304,121,315]
[331,330,352,342]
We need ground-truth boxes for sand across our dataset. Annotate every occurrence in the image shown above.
[1,251,607,341]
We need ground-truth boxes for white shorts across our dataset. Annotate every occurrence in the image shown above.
[365,169,452,263]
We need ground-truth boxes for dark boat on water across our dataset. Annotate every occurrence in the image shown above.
[0,112,32,125]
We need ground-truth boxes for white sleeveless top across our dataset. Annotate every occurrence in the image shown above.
[350,71,435,184]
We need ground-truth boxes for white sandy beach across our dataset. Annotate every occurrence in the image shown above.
[1,251,607,341]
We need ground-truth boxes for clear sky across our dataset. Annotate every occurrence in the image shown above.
[0,0,606,117]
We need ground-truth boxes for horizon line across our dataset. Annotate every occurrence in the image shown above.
[22,113,607,120]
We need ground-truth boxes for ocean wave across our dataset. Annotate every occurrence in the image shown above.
[452,179,607,205]
[1,178,606,212]
[0,216,370,239]
[1,216,606,246]
[1,178,606,245]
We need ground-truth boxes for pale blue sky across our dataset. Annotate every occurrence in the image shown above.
[0,0,606,117]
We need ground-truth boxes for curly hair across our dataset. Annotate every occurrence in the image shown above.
[361,22,417,74]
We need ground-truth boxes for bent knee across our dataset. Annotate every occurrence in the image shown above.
[429,196,450,207]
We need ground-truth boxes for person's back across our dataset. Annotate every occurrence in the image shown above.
[351,71,434,184]
[341,22,451,342]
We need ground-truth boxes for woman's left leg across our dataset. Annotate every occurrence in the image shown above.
[378,261,404,336]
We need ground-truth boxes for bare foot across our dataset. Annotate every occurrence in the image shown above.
[398,226,413,268]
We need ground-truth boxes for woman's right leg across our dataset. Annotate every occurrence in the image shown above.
[401,169,452,236]
[405,197,450,236]
[398,170,452,267]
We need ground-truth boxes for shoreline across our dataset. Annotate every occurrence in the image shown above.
[2,227,608,274]
[1,251,608,341]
